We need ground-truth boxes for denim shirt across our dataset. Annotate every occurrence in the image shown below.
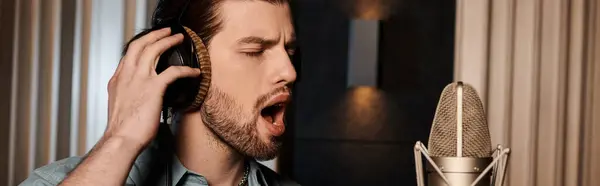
[18,142,299,186]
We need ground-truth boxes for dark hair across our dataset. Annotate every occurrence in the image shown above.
[122,0,290,56]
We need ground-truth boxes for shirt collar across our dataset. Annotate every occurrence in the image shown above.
[170,156,268,186]
[171,155,190,186]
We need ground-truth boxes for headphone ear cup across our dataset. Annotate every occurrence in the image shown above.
[156,25,211,112]
[156,41,200,111]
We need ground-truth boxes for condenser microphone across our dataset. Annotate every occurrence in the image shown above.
[414,82,510,186]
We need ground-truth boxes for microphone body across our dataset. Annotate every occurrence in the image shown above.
[427,157,492,186]
[414,82,510,186]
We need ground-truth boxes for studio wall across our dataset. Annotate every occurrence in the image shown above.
[289,0,455,185]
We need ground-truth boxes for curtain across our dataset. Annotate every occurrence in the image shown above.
[453,0,600,185]
[0,0,157,185]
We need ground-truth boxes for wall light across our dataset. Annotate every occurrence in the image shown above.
[347,18,380,87]
[346,0,397,87]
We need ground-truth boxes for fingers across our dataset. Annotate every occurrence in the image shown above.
[138,33,184,74]
[155,66,201,88]
[121,27,172,70]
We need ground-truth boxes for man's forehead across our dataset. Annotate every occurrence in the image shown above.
[216,0,294,41]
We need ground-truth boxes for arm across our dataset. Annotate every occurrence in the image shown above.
[18,138,141,186]
[56,27,199,186]
[58,137,142,185]
[17,27,200,186]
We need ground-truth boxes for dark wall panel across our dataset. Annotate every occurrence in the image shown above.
[377,0,457,145]
[295,87,415,142]
[288,0,455,185]
[291,0,350,126]
[294,140,415,186]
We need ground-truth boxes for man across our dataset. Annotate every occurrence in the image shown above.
[19,0,298,185]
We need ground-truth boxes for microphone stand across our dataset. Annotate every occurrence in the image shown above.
[413,142,510,186]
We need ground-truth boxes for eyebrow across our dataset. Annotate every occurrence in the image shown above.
[237,36,278,47]
[237,35,297,49]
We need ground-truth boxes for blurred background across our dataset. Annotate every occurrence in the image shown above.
[1,0,600,185]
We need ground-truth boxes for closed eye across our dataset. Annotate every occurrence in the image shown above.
[244,50,264,57]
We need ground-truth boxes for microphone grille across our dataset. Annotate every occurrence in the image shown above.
[428,82,492,157]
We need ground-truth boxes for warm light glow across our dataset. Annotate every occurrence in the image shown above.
[349,0,395,20]
[350,86,379,107]
[343,86,385,127]
[355,0,383,20]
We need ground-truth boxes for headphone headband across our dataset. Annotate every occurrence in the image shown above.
[177,0,192,24]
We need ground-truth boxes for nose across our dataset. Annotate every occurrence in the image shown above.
[271,50,297,86]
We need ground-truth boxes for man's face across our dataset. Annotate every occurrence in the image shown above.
[199,0,296,160]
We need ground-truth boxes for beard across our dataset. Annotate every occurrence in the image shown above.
[199,86,283,161]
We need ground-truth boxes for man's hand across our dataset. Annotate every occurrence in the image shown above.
[59,27,200,186]
[106,27,199,148]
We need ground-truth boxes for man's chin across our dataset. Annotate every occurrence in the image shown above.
[240,139,282,161]
[253,155,277,161]
[251,151,279,161]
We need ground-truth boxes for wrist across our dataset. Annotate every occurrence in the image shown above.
[99,135,146,154]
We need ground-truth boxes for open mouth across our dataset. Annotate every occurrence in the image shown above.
[261,103,286,124]
[259,93,290,136]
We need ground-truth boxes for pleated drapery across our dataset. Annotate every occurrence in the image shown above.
[0,0,157,184]
[453,0,600,185]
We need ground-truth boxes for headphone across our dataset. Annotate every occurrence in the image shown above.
[155,0,211,113]
[150,0,209,185]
